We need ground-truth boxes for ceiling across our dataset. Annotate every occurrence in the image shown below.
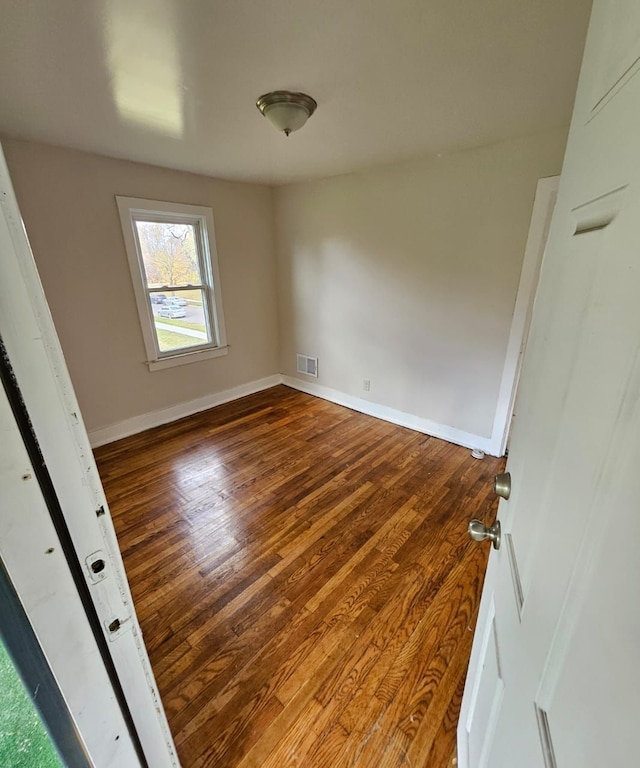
[0,0,592,185]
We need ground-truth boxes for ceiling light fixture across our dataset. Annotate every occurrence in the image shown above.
[256,90,317,136]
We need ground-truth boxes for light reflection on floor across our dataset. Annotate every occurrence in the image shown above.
[170,452,256,556]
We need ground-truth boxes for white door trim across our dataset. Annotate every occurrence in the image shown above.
[489,175,559,457]
[0,143,179,767]
[0,381,141,767]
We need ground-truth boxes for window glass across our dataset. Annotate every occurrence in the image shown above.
[117,197,227,369]
[152,289,210,352]
[134,220,202,287]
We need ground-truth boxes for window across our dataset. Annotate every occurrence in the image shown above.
[116,197,227,370]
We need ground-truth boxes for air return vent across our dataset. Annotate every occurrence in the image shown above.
[296,354,318,377]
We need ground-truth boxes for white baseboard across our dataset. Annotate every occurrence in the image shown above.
[90,372,495,456]
[282,375,495,456]
[88,374,283,447]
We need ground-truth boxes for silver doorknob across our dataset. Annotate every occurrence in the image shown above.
[468,519,501,550]
[494,472,511,500]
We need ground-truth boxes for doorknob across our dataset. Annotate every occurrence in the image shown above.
[468,519,501,550]
[494,472,511,500]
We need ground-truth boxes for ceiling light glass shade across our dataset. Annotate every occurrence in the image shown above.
[256,91,317,136]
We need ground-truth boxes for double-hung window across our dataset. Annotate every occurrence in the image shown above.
[117,197,227,370]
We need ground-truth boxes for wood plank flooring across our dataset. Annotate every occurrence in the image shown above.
[94,385,504,768]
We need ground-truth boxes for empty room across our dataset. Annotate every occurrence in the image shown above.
[2,1,640,767]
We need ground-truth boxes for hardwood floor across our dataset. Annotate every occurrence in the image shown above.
[95,385,504,768]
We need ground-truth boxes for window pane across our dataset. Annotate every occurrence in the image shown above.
[134,220,202,288]
[152,289,212,353]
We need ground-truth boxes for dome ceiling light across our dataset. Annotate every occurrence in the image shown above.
[256,90,317,136]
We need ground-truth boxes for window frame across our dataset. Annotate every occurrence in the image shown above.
[116,196,228,371]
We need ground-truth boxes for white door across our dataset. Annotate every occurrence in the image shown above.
[0,146,179,766]
[459,1,640,765]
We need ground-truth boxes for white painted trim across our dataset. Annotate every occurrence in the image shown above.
[146,344,228,371]
[92,372,494,455]
[282,376,494,455]
[89,374,282,447]
[488,176,560,457]
[0,248,141,768]
[0,144,180,768]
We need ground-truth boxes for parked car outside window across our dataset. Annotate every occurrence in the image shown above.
[150,293,166,304]
[158,306,187,319]
[164,296,188,306]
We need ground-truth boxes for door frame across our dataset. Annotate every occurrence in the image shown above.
[488,175,559,457]
[0,144,179,767]
[0,554,91,768]
[0,370,140,767]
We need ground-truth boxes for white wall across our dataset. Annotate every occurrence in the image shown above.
[3,139,280,438]
[275,129,567,442]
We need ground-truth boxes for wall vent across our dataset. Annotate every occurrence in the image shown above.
[296,354,318,378]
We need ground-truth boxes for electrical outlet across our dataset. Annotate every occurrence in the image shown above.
[363,379,371,392]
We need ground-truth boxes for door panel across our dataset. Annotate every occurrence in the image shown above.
[590,0,640,114]
[463,599,504,768]
[460,1,640,764]
[547,489,640,765]
[539,352,640,768]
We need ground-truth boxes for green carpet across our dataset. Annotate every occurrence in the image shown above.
[0,638,63,768]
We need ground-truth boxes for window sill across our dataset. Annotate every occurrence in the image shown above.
[146,345,229,371]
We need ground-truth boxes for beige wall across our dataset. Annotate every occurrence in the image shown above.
[4,129,567,444]
[3,139,279,434]
[275,129,567,439]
